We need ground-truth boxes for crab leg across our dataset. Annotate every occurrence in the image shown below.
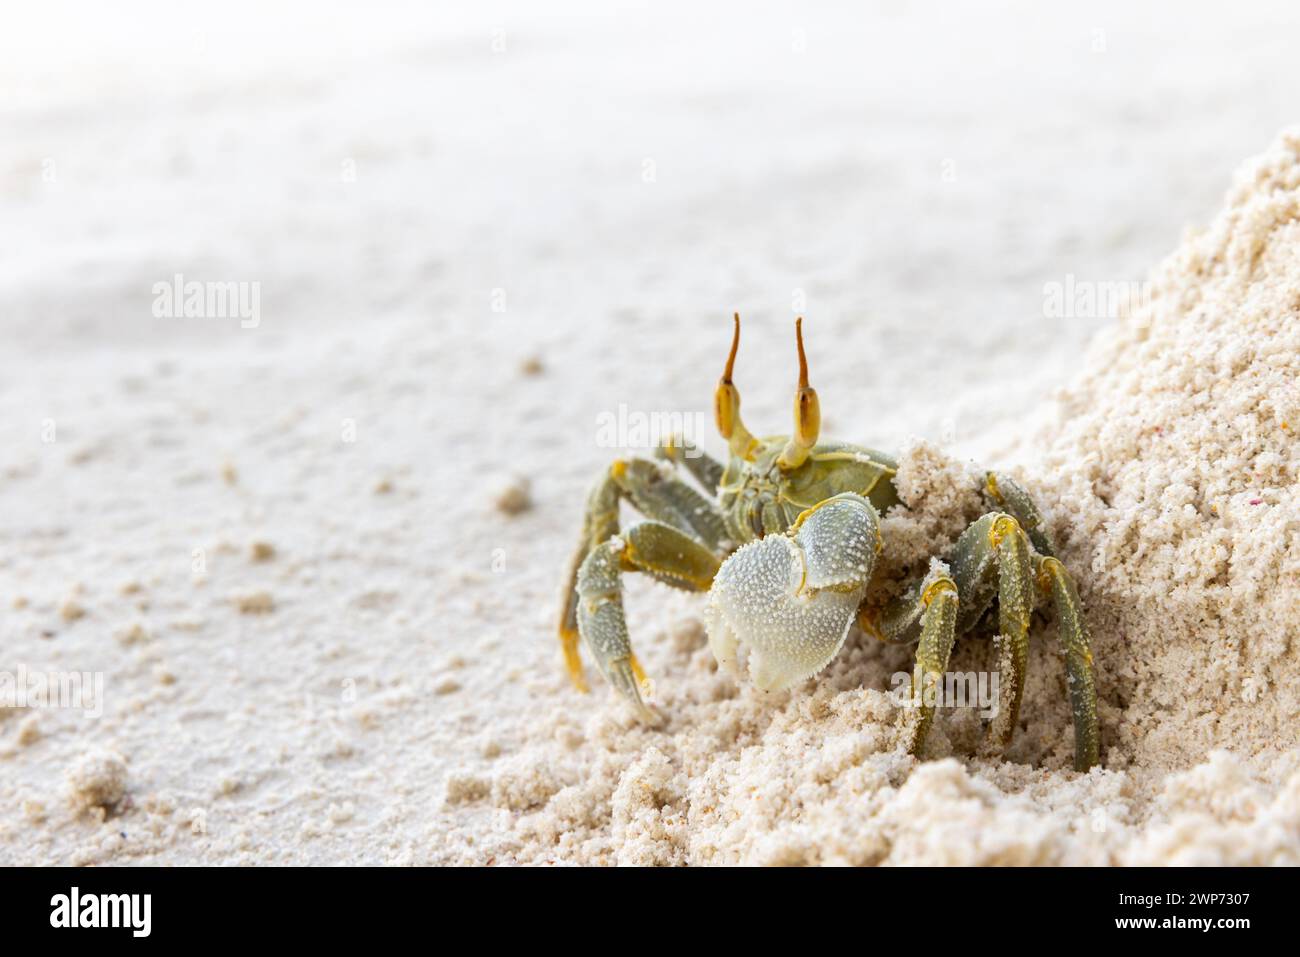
[877,512,1100,770]
[558,457,726,708]
[983,471,1056,557]
[611,457,729,550]
[864,563,961,755]
[866,513,1037,761]
[655,437,725,494]
[984,475,1100,770]
[558,467,622,691]
[1035,555,1100,771]
[951,513,1035,757]
[576,522,721,722]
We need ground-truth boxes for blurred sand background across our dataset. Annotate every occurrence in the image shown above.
[2,1,1298,863]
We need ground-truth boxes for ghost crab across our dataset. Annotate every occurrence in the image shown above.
[558,315,1100,771]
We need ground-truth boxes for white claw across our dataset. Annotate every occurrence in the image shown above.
[706,606,742,679]
[705,494,878,692]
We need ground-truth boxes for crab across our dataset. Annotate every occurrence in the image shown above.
[557,315,1100,771]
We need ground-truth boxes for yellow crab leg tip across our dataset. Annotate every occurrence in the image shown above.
[987,514,1019,547]
[629,654,648,687]
[984,472,1003,502]
[1036,555,1063,593]
[559,628,589,692]
[920,576,958,607]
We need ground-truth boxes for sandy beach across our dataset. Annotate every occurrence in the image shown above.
[2,1,1298,865]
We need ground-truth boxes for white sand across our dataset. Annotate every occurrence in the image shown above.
[2,3,1299,865]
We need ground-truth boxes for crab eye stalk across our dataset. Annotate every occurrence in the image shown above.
[777,317,821,470]
[715,312,759,460]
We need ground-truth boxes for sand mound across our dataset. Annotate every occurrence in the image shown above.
[437,130,1300,866]
[1038,128,1300,773]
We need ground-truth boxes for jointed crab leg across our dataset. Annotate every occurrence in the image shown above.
[1035,555,1100,770]
[978,513,1036,754]
[573,538,649,718]
[558,456,726,714]
[983,474,1100,770]
[558,466,621,691]
[983,471,1056,557]
[575,521,720,722]
[611,458,729,550]
[866,508,1099,771]
[655,437,725,494]
[864,513,1034,758]
[864,563,961,755]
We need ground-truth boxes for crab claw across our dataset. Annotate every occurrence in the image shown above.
[704,493,880,691]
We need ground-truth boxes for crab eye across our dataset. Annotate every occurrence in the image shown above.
[777,317,820,469]
[714,313,758,460]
